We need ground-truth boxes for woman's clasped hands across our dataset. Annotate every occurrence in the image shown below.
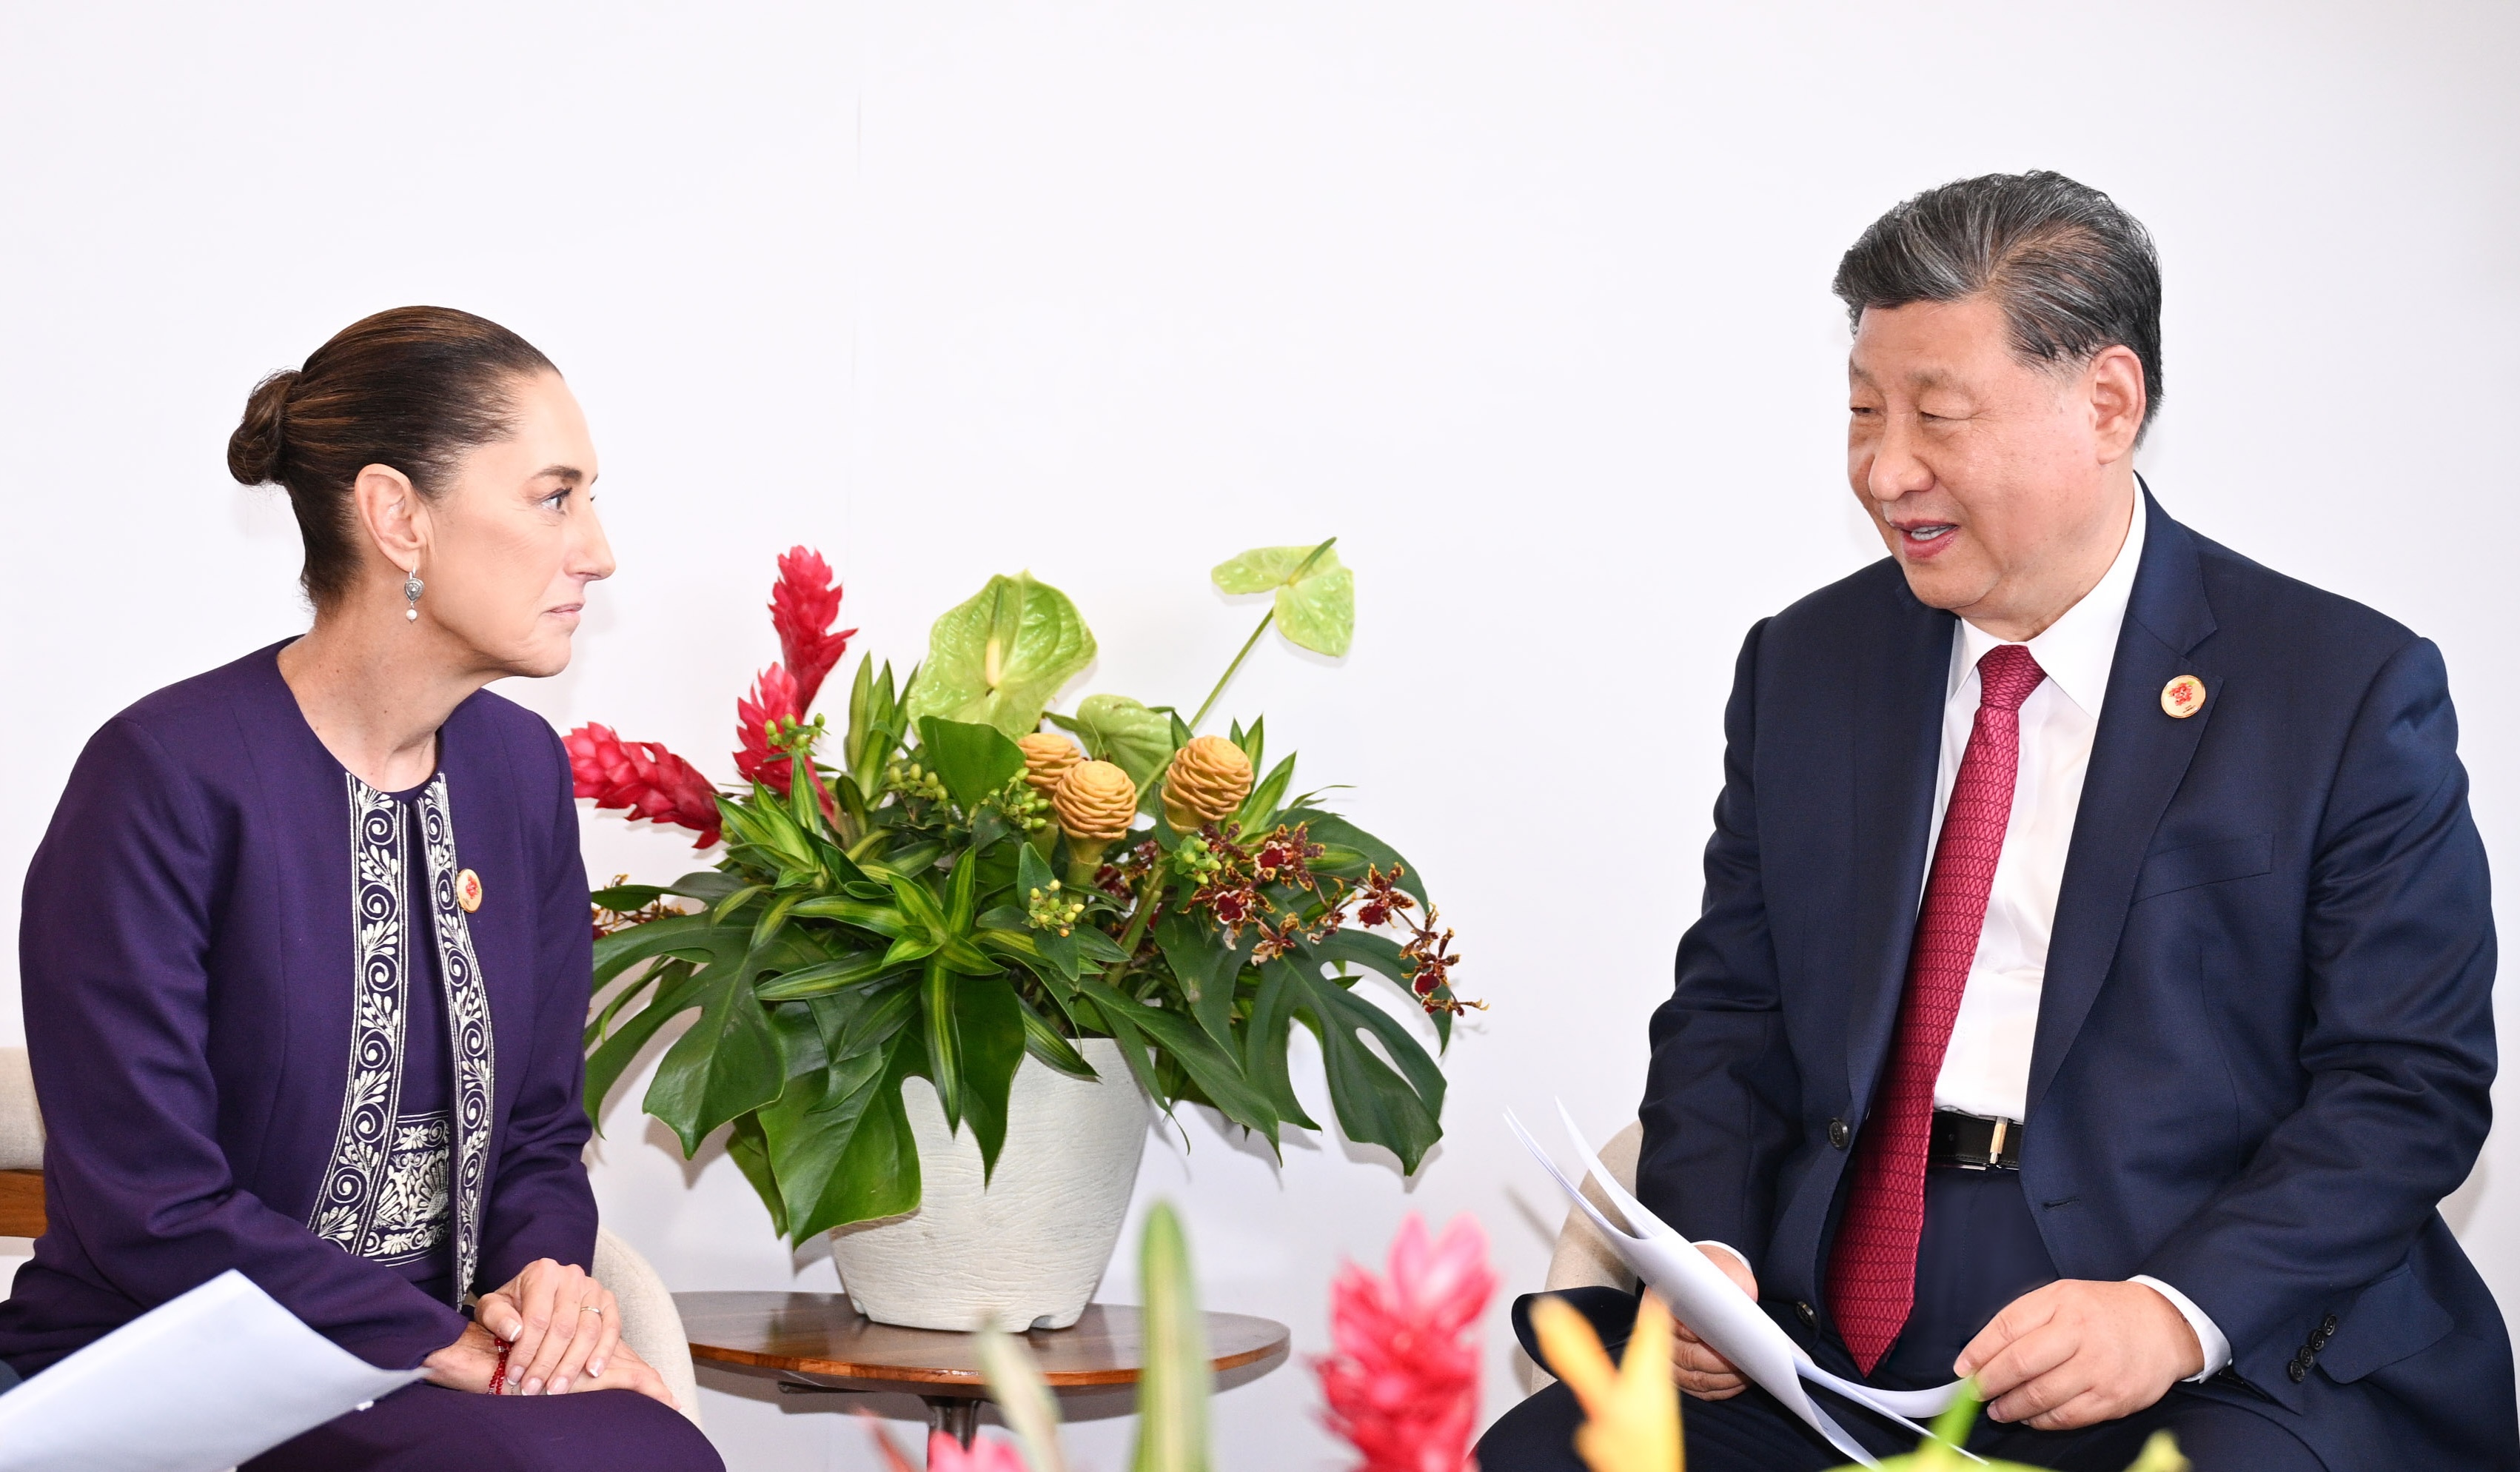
[424,1258,676,1406]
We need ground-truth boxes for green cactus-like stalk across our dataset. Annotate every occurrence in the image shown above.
[1131,1202,1212,1472]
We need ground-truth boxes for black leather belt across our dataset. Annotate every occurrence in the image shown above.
[1928,1108,2024,1171]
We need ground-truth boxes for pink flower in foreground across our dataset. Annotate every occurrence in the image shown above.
[564,723,722,848]
[926,1431,1032,1472]
[857,1418,1033,1472]
[771,546,856,713]
[1317,1214,1497,1472]
[734,663,804,794]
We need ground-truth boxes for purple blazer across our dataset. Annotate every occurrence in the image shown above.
[0,644,598,1374]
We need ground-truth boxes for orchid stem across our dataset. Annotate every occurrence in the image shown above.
[1187,537,1336,734]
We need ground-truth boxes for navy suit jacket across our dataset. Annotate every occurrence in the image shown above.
[1638,493,2515,1463]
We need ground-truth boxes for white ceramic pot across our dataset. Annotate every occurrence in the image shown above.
[829,1038,1149,1331]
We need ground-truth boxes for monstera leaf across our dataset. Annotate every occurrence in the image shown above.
[1070,694,1177,792]
[1211,541,1353,658]
[907,572,1097,737]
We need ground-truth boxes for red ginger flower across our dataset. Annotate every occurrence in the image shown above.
[564,724,722,848]
[1318,1214,1496,1472]
[734,663,804,794]
[771,546,855,713]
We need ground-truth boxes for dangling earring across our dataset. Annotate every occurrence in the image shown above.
[403,564,424,623]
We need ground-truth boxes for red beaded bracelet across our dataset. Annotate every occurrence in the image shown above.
[489,1340,512,1396]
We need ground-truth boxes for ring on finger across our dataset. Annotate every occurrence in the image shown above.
[579,1304,603,1316]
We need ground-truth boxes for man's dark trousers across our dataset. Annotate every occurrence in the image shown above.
[1475,1171,2325,1470]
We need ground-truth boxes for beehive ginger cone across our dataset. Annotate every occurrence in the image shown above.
[1018,732,1083,797]
[1162,735,1253,829]
[1052,760,1138,843]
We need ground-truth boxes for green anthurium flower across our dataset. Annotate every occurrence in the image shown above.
[908,572,1098,737]
[1211,541,1353,658]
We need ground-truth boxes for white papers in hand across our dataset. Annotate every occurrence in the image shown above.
[1509,1105,1973,1468]
[0,1268,424,1472]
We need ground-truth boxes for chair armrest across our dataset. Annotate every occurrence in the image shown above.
[593,1225,703,1429]
[0,1047,44,1173]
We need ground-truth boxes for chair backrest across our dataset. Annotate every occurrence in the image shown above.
[1,1046,47,1238]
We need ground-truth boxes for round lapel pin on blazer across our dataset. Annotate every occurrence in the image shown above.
[455,869,484,913]
[2161,675,2208,718]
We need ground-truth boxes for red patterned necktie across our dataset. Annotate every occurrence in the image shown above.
[1826,641,2046,1376]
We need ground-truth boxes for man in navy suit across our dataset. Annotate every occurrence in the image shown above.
[1479,173,2513,1469]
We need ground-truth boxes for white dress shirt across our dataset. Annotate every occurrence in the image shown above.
[1704,494,2228,1380]
[1922,495,2230,1380]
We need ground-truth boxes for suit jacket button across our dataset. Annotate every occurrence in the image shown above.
[2287,1359,2309,1383]
[1795,1301,1817,1328]
[1828,1118,1851,1150]
[2319,1314,2339,1337]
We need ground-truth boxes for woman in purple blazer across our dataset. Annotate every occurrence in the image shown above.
[0,308,722,1471]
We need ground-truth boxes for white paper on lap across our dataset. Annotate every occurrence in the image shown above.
[1509,1105,1976,1468]
[0,1268,424,1472]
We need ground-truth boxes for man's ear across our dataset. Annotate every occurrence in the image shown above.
[352,463,429,577]
[2086,345,2147,462]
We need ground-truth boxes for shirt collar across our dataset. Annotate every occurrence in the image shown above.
[1949,492,2147,717]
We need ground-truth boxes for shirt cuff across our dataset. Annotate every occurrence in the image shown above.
[1698,1240,1754,1276]
[2130,1274,2231,1382]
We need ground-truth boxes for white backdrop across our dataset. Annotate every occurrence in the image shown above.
[4,4,2516,1468]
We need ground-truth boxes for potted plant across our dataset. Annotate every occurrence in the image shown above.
[569,541,1475,1330]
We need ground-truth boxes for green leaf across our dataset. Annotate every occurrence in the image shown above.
[1290,965,1444,1173]
[1071,694,1177,793]
[753,951,901,1001]
[786,896,911,937]
[1237,754,1297,829]
[916,717,1028,812]
[919,957,964,1131]
[591,883,667,911]
[1079,981,1279,1141]
[950,972,1028,1179]
[583,963,714,1124]
[593,912,739,989]
[1130,1202,1211,1472]
[1019,1000,1098,1080]
[1241,962,1322,1131]
[1210,541,1353,658]
[791,1031,925,1237]
[1155,911,1247,1053]
[906,572,1098,738]
[725,1114,788,1239]
[644,957,788,1155]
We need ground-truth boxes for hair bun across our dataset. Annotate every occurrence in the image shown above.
[227,369,298,486]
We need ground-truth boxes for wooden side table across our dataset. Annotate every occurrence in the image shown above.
[674,1292,1291,1447]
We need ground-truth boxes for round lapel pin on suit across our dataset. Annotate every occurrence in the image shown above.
[2161,675,2208,718]
[455,869,484,913]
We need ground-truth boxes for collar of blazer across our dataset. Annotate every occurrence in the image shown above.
[1840,481,2222,1123]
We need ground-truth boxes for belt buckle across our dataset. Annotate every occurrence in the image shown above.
[1986,1116,2010,1168]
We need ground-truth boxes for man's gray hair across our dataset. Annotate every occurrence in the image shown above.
[1834,171,2163,439]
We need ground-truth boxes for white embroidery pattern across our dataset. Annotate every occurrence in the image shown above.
[309,775,498,1301]
[418,775,497,1302]
[366,1111,453,1260]
[310,780,409,1253]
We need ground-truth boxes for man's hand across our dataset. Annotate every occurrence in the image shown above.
[475,1258,622,1397]
[1955,1280,2204,1430]
[1671,1244,1759,1401]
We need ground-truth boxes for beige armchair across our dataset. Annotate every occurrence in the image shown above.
[0,1046,700,1428]
[1515,1117,1645,1396]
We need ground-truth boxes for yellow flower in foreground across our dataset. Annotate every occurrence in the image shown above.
[1528,1291,1683,1472]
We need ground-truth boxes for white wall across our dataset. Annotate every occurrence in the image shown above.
[4,4,2516,1467]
